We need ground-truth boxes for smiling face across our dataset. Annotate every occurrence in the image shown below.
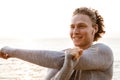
[70,14,97,49]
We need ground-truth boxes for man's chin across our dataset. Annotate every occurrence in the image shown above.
[74,43,81,47]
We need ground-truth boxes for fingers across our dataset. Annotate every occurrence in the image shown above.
[65,47,83,60]
[0,51,4,58]
[0,51,9,59]
[72,48,83,60]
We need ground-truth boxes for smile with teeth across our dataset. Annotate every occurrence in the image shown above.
[73,36,83,40]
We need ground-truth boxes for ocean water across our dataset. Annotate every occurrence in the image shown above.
[0,37,120,80]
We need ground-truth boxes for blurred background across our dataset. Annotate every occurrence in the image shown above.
[0,0,120,80]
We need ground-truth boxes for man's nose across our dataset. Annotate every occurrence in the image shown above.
[73,27,79,34]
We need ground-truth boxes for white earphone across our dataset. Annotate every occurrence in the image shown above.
[92,29,95,35]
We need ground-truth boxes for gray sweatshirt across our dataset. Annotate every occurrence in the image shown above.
[1,43,113,80]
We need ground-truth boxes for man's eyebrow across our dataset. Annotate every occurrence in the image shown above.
[70,24,74,26]
[77,23,87,26]
[77,23,85,25]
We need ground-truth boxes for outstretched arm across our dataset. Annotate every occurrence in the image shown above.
[0,47,64,69]
[0,43,113,71]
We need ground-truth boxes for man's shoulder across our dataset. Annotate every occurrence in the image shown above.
[93,43,111,49]
[93,43,113,55]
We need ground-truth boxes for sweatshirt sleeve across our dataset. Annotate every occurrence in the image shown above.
[1,47,64,69]
[1,43,113,71]
[75,43,114,70]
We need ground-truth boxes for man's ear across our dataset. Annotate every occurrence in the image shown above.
[94,24,98,33]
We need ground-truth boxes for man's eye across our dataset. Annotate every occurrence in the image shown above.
[70,25,75,29]
[78,24,87,28]
[79,25,85,28]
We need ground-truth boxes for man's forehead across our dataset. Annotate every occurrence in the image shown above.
[71,14,92,23]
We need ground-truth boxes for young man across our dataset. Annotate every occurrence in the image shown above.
[0,7,113,80]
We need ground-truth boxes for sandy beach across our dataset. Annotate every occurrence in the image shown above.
[0,58,47,80]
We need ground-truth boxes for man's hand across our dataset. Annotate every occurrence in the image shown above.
[65,47,83,60]
[0,50,9,59]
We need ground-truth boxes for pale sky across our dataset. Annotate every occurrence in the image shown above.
[0,0,120,39]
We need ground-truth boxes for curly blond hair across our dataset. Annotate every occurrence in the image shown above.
[73,7,105,41]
